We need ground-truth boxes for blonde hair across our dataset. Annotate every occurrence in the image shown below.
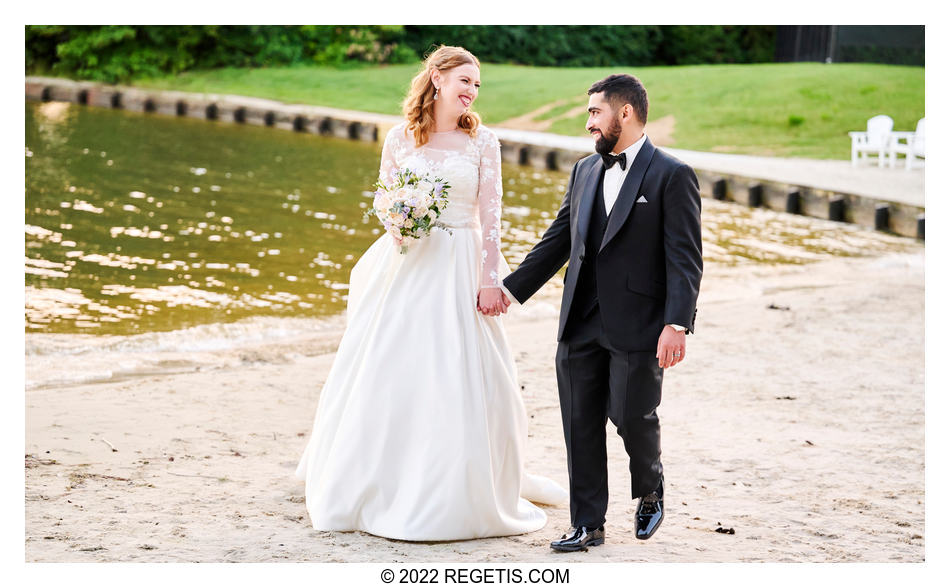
[402,45,481,147]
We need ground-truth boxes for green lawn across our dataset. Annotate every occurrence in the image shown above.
[131,62,924,160]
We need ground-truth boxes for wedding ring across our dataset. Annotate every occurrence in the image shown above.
[673,352,681,357]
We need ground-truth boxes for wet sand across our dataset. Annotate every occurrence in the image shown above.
[25,250,924,563]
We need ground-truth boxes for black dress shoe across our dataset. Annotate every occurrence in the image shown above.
[550,525,605,552]
[635,477,664,540]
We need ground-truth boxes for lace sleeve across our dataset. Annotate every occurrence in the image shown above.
[477,128,504,289]
[378,125,400,183]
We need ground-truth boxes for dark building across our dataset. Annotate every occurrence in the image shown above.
[776,25,924,66]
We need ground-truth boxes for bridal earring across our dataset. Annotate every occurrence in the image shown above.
[434,87,440,100]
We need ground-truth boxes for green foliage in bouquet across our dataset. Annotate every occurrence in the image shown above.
[366,168,452,254]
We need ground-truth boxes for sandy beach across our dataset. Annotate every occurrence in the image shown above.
[25,248,924,563]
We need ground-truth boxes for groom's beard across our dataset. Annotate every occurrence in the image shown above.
[592,116,622,156]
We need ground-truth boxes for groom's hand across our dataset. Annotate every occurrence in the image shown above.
[656,325,686,369]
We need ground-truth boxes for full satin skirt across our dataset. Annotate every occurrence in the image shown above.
[294,227,565,541]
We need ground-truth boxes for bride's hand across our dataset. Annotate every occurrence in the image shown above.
[477,288,508,316]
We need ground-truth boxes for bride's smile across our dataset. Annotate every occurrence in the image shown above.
[431,62,480,131]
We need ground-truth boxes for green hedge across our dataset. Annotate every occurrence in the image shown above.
[26,25,416,82]
[402,25,775,67]
[401,25,662,67]
[26,25,777,84]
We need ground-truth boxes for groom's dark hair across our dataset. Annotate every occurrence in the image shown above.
[588,74,648,125]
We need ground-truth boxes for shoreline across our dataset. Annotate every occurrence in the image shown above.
[25,251,924,562]
[25,77,925,238]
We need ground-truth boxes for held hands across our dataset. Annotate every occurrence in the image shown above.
[656,325,686,369]
[477,288,511,317]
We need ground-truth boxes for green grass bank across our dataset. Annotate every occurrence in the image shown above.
[128,62,925,160]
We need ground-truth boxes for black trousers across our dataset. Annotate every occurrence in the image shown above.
[556,305,664,529]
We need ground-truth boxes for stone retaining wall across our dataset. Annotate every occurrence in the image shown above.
[26,76,923,239]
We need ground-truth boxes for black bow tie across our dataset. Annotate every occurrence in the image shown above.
[601,152,627,171]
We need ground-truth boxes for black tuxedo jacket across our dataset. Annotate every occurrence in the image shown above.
[503,136,703,352]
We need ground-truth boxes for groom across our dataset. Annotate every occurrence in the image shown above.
[499,74,702,550]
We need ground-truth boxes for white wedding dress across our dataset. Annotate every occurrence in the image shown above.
[293,122,566,541]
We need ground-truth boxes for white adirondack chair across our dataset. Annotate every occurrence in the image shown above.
[850,115,894,167]
[889,117,925,170]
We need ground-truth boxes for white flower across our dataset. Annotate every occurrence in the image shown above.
[374,190,393,211]
[412,206,428,219]
[416,180,434,196]
[394,187,413,203]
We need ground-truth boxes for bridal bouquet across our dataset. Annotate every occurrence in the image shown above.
[366,168,451,254]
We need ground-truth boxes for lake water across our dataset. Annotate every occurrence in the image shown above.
[26,100,918,339]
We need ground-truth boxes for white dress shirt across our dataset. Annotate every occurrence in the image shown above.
[603,133,647,215]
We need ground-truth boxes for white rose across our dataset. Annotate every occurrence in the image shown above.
[394,187,413,203]
[406,187,424,204]
[412,205,428,219]
[416,180,434,196]
[374,191,393,211]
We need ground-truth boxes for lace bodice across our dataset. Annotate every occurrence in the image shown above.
[379,122,504,289]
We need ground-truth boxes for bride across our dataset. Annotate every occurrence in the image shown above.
[293,45,566,541]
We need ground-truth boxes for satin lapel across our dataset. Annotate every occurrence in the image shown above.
[574,158,603,246]
[600,137,656,253]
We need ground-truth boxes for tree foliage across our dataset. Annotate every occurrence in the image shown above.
[26,25,777,83]
[401,25,665,67]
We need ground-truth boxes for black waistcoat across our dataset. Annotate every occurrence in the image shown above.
[568,168,609,325]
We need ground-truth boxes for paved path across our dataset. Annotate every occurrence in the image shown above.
[493,128,924,208]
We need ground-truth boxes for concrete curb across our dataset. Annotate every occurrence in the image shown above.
[26,76,923,240]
